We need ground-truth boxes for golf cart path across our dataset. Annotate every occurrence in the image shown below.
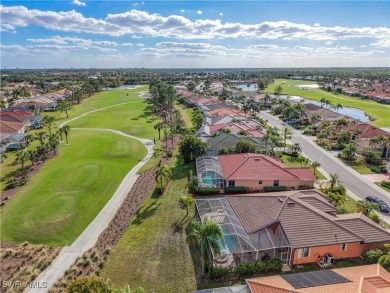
[28,103,154,293]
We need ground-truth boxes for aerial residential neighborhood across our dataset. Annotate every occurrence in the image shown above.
[1,1,390,293]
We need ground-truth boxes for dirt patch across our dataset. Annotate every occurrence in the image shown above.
[139,91,151,99]
[50,138,179,292]
[0,243,61,293]
[1,154,57,207]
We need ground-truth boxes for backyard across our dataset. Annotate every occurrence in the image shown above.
[102,156,201,292]
[265,79,390,127]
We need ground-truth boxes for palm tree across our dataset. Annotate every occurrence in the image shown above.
[26,149,37,166]
[0,100,6,110]
[342,143,356,161]
[187,218,223,259]
[369,136,380,149]
[16,151,29,171]
[334,118,349,133]
[356,200,380,216]
[282,127,292,151]
[328,192,346,207]
[179,195,195,218]
[155,164,172,194]
[333,103,343,113]
[154,122,164,140]
[329,173,341,191]
[311,161,321,175]
[320,97,327,108]
[242,103,251,117]
[44,116,56,135]
[288,143,302,157]
[61,125,71,144]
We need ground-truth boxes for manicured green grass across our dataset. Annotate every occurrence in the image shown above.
[344,195,359,213]
[375,182,390,193]
[102,156,199,292]
[175,102,194,128]
[1,131,146,246]
[265,79,390,127]
[341,159,376,174]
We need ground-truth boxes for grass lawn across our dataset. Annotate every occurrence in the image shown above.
[341,159,376,174]
[265,79,390,127]
[175,102,194,128]
[1,131,146,246]
[375,182,390,193]
[279,154,325,179]
[102,156,200,292]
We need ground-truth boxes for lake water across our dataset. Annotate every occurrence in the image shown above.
[235,84,258,91]
[276,95,371,123]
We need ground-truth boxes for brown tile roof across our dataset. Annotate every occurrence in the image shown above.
[0,121,24,134]
[247,264,390,293]
[209,107,245,117]
[339,123,389,139]
[217,154,315,181]
[227,190,373,248]
[335,213,390,243]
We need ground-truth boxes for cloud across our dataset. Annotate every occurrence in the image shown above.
[180,10,185,13]
[219,12,223,16]
[1,5,389,42]
[132,2,144,6]
[370,38,390,48]
[314,23,320,27]
[247,44,279,49]
[122,43,133,46]
[325,41,333,45]
[72,0,86,7]
[196,10,202,15]
[136,43,144,46]
[294,46,313,51]
[26,36,118,46]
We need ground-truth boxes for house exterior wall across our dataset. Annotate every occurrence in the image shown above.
[292,241,389,265]
[232,178,314,190]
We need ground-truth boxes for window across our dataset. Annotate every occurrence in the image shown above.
[273,180,279,187]
[228,180,235,187]
[341,243,347,251]
[299,247,310,258]
[258,180,263,184]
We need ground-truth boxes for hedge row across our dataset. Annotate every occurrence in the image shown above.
[224,187,249,193]
[263,186,288,192]
[208,259,283,279]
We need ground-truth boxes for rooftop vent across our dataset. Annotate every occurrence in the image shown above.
[286,201,295,207]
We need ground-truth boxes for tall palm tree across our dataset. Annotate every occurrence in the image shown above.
[44,116,56,136]
[334,118,349,133]
[61,125,71,145]
[311,161,321,175]
[187,218,223,259]
[179,195,195,218]
[153,122,163,140]
[320,97,327,108]
[356,200,379,216]
[282,127,292,151]
[16,151,29,171]
[242,103,251,117]
[155,164,172,194]
[288,143,302,157]
[329,173,341,191]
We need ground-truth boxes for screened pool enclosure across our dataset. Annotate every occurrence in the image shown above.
[196,157,225,188]
[195,197,293,266]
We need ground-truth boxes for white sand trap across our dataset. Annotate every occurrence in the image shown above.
[297,84,319,89]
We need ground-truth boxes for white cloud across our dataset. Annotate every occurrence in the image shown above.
[180,10,185,13]
[136,43,144,46]
[370,38,390,48]
[294,46,313,51]
[197,10,203,15]
[133,2,145,6]
[1,5,389,43]
[131,35,143,39]
[122,43,133,46]
[219,12,223,16]
[72,0,86,7]
[27,36,118,46]
[314,23,320,27]
[247,44,279,49]
[325,41,333,45]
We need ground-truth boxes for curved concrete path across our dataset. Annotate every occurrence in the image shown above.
[28,103,154,292]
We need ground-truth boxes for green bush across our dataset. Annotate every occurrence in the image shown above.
[234,259,283,277]
[379,165,387,173]
[263,186,288,192]
[370,166,381,173]
[362,249,383,264]
[208,266,233,280]
[331,144,344,150]
[363,151,382,165]
[224,187,249,193]
[381,181,390,189]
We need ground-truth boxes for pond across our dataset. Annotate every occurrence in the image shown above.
[276,95,371,123]
[235,83,258,91]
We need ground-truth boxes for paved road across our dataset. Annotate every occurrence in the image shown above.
[28,113,154,292]
[258,111,390,221]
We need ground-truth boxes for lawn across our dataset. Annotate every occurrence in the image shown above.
[341,159,376,174]
[265,79,390,127]
[1,131,146,246]
[375,182,390,193]
[102,156,200,293]
[279,154,325,179]
[175,102,194,128]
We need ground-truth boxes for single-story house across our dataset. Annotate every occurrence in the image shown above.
[206,134,270,156]
[4,133,28,150]
[196,153,315,190]
[28,115,44,129]
[247,264,390,293]
[210,123,266,137]
[195,190,390,267]
[337,123,390,149]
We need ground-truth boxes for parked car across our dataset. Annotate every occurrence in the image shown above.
[365,196,390,212]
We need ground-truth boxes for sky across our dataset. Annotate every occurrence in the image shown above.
[1,1,389,69]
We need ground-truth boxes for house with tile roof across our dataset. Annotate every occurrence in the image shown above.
[195,190,390,267]
[247,264,390,293]
[196,153,315,191]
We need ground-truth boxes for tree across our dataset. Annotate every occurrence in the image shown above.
[26,149,37,166]
[311,161,321,175]
[16,151,28,171]
[298,156,310,166]
[333,103,343,113]
[237,129,248,136]
[44,115,56,136]
[242,103,251,117]
[57,100,73,118]
[342,143,356,161]
[282,127,292,151]
[327,192,346,207]
[329,173,341,191]
[0,100,6,110]
[220,128,231,134]
[155,165,172,194]
[179,195,195,217]
[191,110,204,130]
[154,122,164,140]
[179,135,207,163]
[356,200,380,216]
[288,143,302,157]
[187,218,223,259]
[337,130,352,146]
[334,118,349,133]
[61,125,71,144]
[320,97,327,108]
[378,244,390,267]
[234,139,257,153]
[274,85,283,96]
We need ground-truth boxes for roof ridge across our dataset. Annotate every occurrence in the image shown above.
[224,153,252,178]
[337,213,390,234]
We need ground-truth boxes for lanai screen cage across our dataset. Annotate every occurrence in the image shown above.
[195,197,293,266]
[196,156,224,188]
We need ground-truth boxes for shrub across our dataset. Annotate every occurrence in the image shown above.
[379,165,387,173]
[166,150,173,158]
[337,206,349,214]
[363,151,382,165]
[368,212,381,224]
[363,249,383,264]
[381,181,390,189]
[224,187,249,193]
[208,266,233,279]
[298,185,313,190]
[235,262,256,276]
[331,144,344,150]
[192,186,220,195]
[263,186,288,192]
[370,166,381,173]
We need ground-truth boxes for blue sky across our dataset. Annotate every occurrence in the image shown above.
[1,1,389,68]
